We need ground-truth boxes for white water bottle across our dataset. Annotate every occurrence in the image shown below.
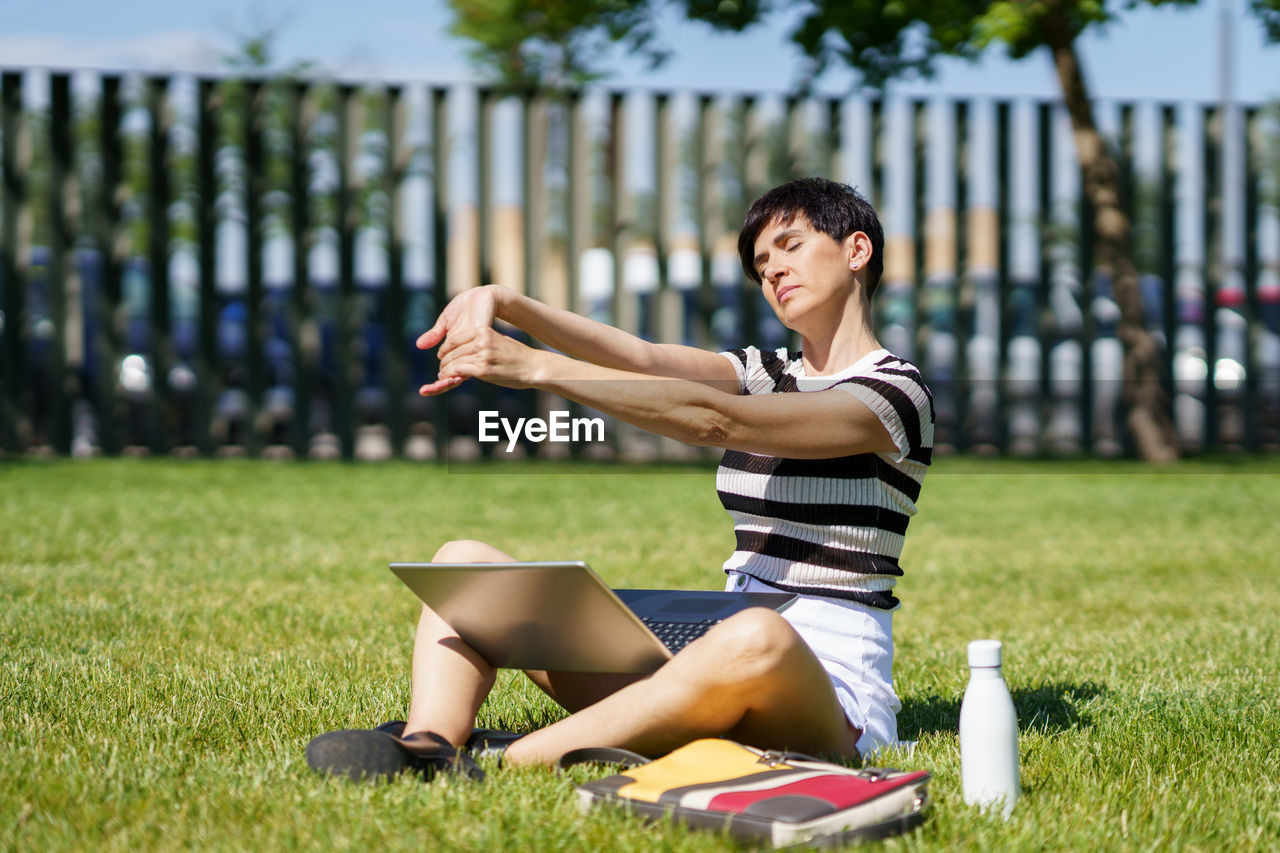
[959,639,1020,818]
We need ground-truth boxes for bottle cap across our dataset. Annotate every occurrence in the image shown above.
[967,639,1003,668]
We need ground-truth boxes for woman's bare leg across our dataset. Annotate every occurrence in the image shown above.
[402,539,513,746]
[404,543,857,763]
[522,670,646,713]
[503,607,860,766]
[403,540,652,745]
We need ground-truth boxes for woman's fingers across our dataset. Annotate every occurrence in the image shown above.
[439,328,531,388]
[417,287,498,352]
[416,301,462,350]
[436,325,483,364]
[418,375,464,397]
[416,321,445,350]
[417,323,532,397]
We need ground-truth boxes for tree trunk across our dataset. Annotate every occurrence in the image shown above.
[1042,11,1180,463]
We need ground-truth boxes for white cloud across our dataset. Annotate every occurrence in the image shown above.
[0,31,222,75]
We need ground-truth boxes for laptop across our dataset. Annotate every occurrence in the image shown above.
[389,561,797,674]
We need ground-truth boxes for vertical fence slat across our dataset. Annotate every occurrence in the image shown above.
[0,73,20,453]
[94,75,124,455]
[653,91,670,326]
[734,96,760,347]
[488,95,523,297]
[608,91,640,458]
[335,84,359,459]
[195,79,218,456]
[1006,98,1041,455]
[881,95,917,364]
[48,74,73,454]
[654,92,683,349]
[610,92,633,341]
[385,85,406,456]
[477,89,492,293]
[399,85,433,460]
[1202,104,1223,450]
[965,98,1000,452]
[1035,102,1052,441]
[429,86,448,457]
[1217,97,1248,448]
[838,95,872,191]
[566,92,586,321]
[522,92,545,306]
[1173,102,1207,450]
[1254,109,1280,449]
[1242,105,1260,452]
[1047,104,1085,454]
[1159,104,1178,432]
[520,92,541,305]
[694,94,716,345]
[241,79,265,455]
[145,77,171,454]
[665,93,699,347]
[711,95,746,354]
[288,82,311,459]
[627,91,655,340]
[923,96,959,453]
[445,86,478,301]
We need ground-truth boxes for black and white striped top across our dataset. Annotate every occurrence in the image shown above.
[716,346,934,610]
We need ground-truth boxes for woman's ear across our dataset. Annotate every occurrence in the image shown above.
[846,231,872,273]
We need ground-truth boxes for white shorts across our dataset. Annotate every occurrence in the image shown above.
[725,571,901,758]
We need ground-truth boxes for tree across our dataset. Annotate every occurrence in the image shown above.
[446,0,669,88]
[448,0,1280,462]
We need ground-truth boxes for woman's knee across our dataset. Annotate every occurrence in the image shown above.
[694,608,804,676]
[430,539,513,563]
[417,539,514,632]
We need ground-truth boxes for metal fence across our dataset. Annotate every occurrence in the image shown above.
[1,68,1278,460]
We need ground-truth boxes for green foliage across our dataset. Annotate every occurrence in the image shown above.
[790,0,981,87]
[679,0,765,31]
[789,0,1210,86]
[1250,0,1280,41]
[2,457,1280,850]
[447,0,1276,90]
[447,0,666,88]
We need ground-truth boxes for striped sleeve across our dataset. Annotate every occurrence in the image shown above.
[831,359,934,465]
[718,347,794,396]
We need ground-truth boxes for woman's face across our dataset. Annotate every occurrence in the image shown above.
[751,215,863,333]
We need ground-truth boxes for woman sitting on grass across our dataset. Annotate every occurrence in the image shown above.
[307,177,934,781]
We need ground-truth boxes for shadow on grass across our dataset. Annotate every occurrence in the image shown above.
[899,680,1107,740]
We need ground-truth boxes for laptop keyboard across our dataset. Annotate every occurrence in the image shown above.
[639,617,722,654]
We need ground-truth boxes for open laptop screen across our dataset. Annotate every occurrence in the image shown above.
[390,561,796,674]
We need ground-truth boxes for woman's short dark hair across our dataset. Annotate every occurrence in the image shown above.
[737,178,885,299]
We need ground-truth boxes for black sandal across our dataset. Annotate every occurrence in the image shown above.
[465,728,524,760]
[372,721,523,759]
[305,728,485,783]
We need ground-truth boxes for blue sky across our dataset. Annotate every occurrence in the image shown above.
[2,0,1278,103]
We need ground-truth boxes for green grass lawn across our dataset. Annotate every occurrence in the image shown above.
[3,456,1278,851]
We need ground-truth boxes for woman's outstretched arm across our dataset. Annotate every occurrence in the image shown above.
[416,285,737,392]
[425,325,898,460]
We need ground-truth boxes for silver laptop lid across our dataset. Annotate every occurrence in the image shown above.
[390,561,672,673]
